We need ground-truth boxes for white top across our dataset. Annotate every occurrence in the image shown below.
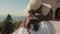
[12,21,56,34]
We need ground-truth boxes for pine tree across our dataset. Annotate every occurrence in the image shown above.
[2,14,14,34]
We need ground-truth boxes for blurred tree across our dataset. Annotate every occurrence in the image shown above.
[2,14,14,34]
[0,27,3,32]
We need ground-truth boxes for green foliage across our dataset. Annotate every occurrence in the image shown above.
[2,14,14,34]
[0,27,3,31]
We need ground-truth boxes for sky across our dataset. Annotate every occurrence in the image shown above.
[0,0,29,16]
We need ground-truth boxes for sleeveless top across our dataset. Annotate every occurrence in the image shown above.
[28,21,56,34]
[12,21,56,34]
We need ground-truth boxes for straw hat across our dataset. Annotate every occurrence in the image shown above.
[24,0,42,17]
[24,0,51,17]
[41,3,51,16]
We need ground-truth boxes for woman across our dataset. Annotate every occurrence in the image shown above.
[12,0,55,34]
[12,11,55,34]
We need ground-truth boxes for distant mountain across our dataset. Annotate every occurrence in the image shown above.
[12,16,25,21]
[0,16,6,23]
[0,16,25,23]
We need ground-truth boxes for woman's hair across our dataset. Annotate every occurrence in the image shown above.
[27,18,41,31]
